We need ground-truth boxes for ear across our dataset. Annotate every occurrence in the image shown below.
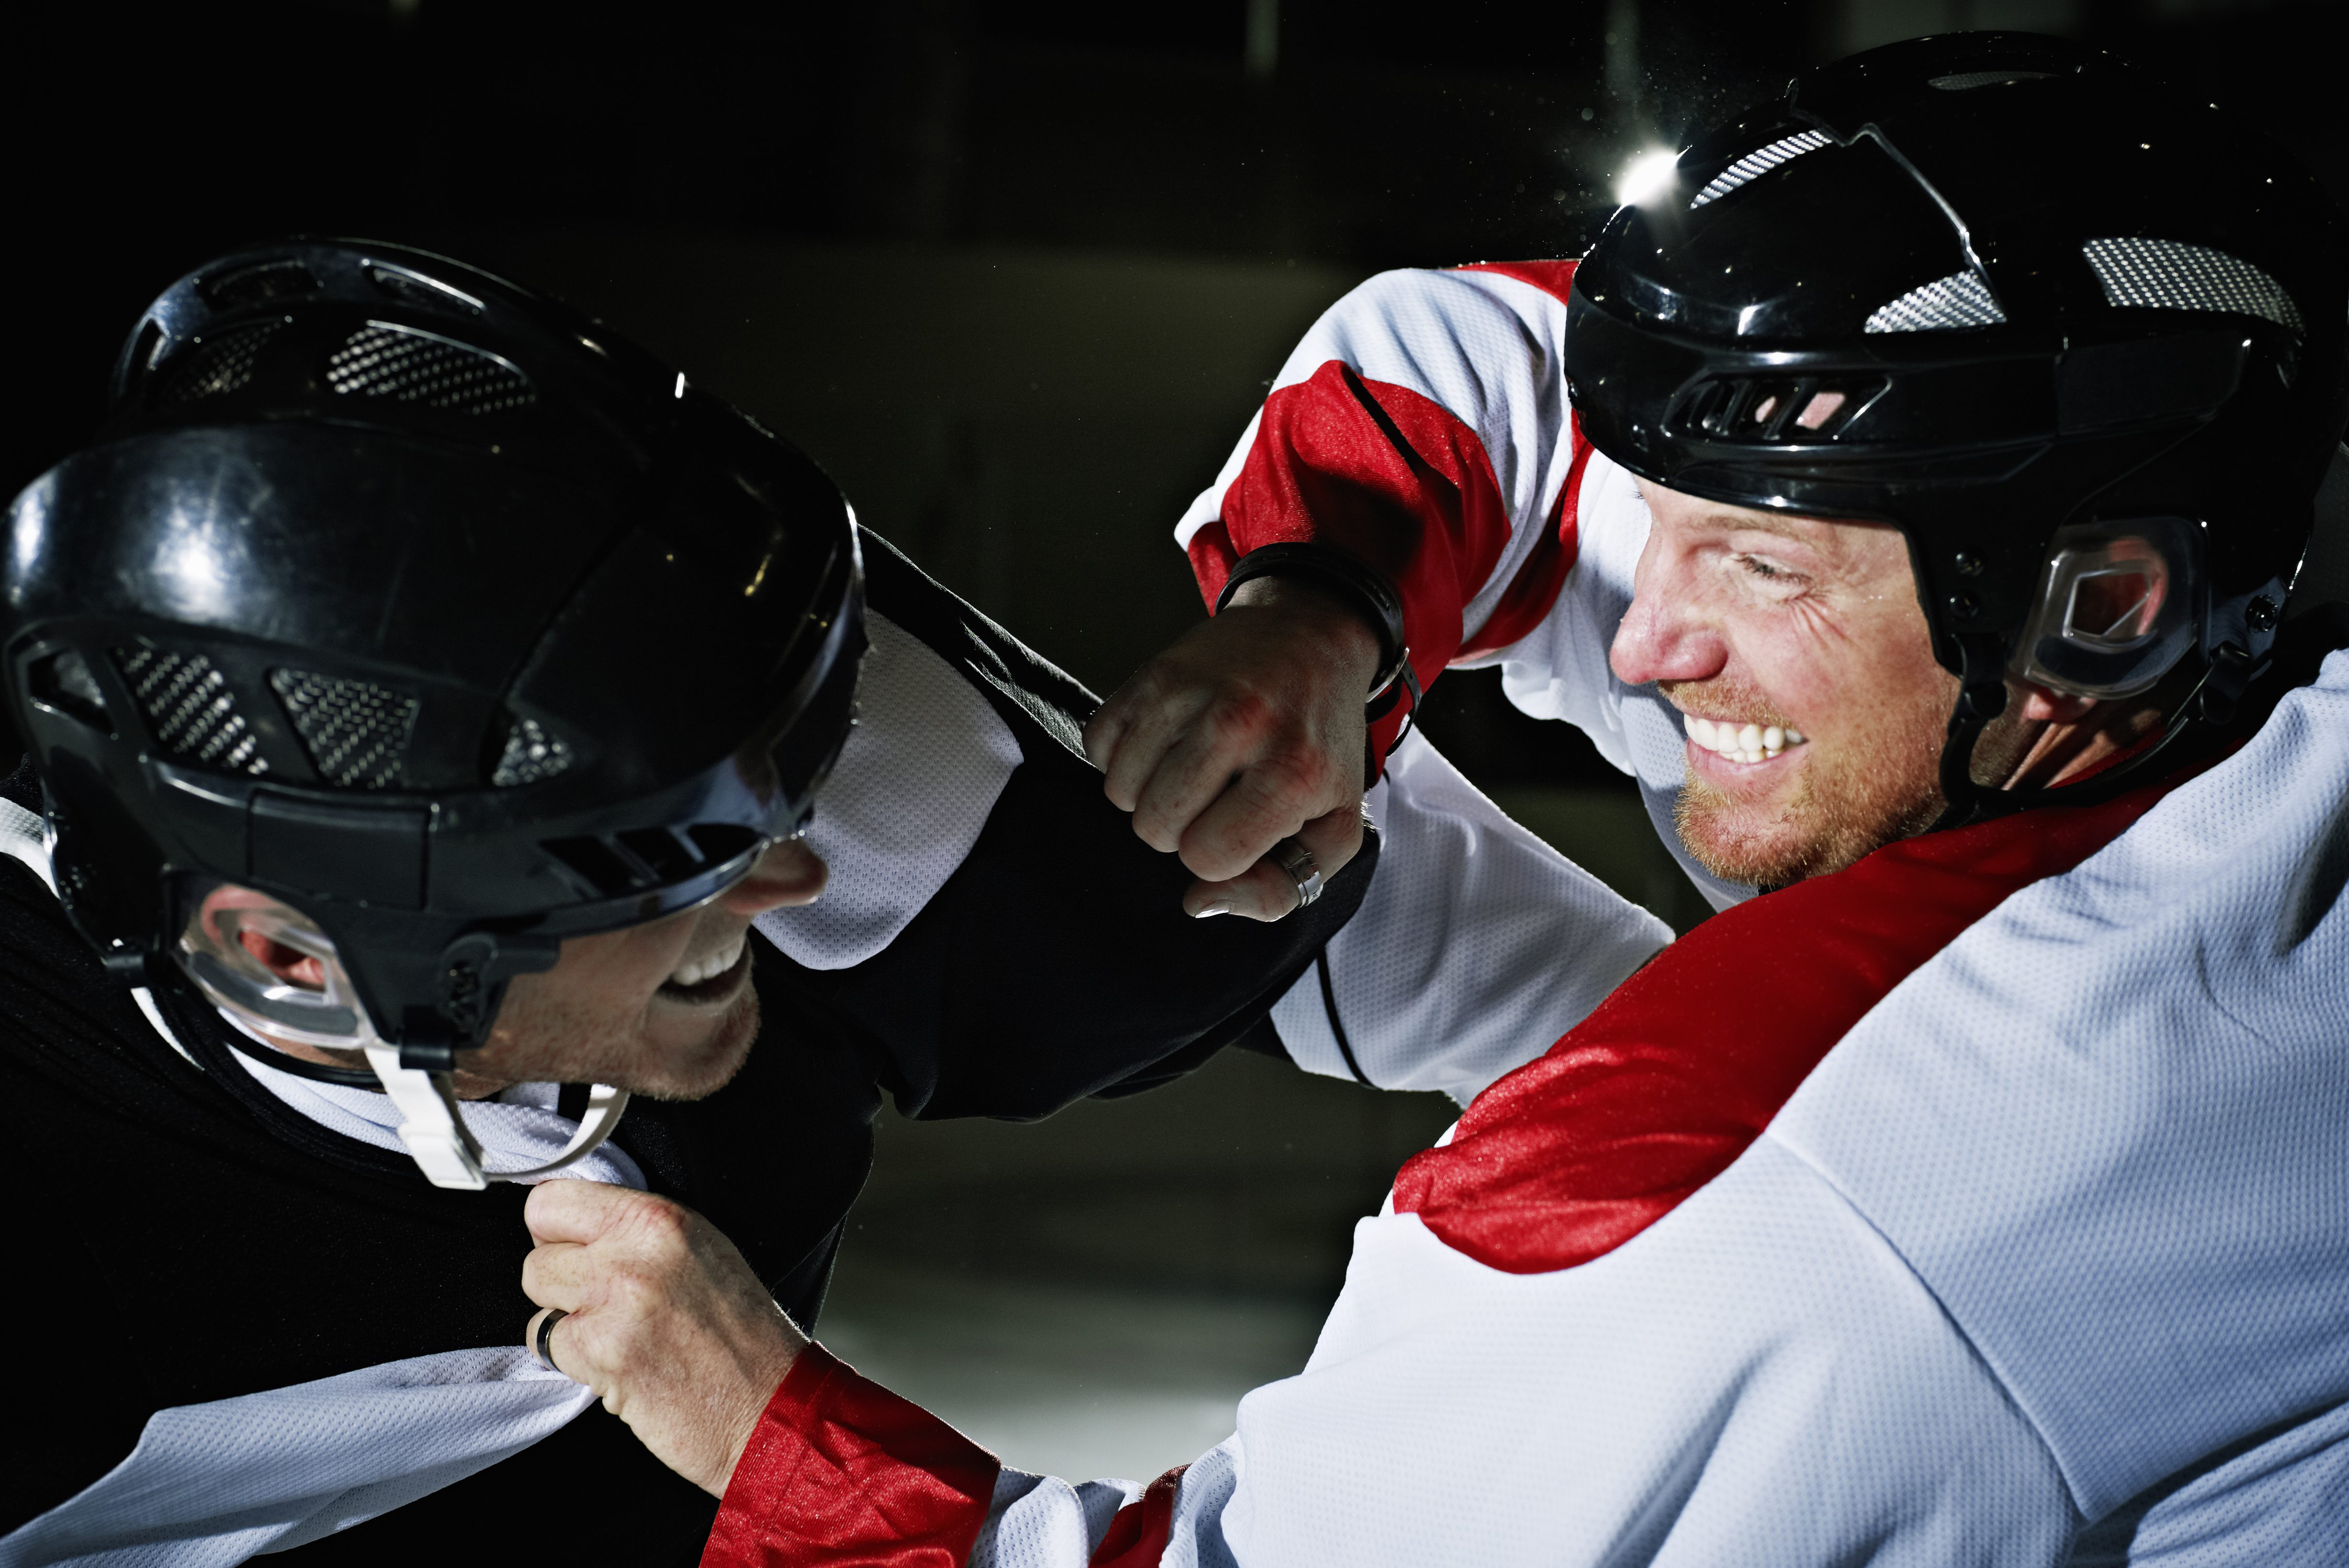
[234,927,331,989]
[202,883,333,990]
[2015,680,2099,725]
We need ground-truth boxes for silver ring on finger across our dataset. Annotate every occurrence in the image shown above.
[1270,837,1324,911]
[531,1307,570,1375]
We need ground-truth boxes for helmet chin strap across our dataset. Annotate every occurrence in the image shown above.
[358,1043,631,1192]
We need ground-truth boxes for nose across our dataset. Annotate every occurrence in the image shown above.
[1609,533,1729,688]
[719,837,829,914]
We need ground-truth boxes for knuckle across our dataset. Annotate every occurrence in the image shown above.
[608,1267,665,1319]
[626,1194,694,1250]
[1242,747,1320,805]
[1204,687,1276,744]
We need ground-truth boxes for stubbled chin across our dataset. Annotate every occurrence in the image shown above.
[1674,782,1810,886]
[622,989,762,1101]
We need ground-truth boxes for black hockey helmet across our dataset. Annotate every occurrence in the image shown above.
[4,240,865,1069]
[1565,32,2349,820]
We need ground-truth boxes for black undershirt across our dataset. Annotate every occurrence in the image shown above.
[0,531,1372,1558]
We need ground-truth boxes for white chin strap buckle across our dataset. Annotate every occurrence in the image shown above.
[364,1045,489,1190]
[362,1045,632,1192]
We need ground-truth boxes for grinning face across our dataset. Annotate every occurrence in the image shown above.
[1607,482,1967,886]
[226,837,828,1100]
[455,836,829,1099]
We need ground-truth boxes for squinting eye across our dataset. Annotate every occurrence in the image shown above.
[1736,554,1786,580]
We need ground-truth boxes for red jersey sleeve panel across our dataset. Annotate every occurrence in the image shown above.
[1186,261,1587,763]
[1390,765,2198,1276]
[703,1349,1186,1568]
[703,1345,999,1568]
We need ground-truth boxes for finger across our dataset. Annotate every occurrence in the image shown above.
[1168,736,1354,881]
[1082,675,1146,775]
[1293,801,1367,880]
[525,1305,586,1384]
[525,1176,646,1247]
[520,1239,595,1311]
[1183,807,1366,922]
[1131,699,1309,866]
[1096,678,1213,818]
[1183,860,1303,921]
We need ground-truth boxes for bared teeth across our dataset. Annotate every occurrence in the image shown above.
[667,932,748,989]
[1684,713,1808,765]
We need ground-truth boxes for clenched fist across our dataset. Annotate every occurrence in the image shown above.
[1084,575,1381,919]
[521,1180,807,1496]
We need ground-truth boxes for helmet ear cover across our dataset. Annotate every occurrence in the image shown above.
[2011,518,2200,700]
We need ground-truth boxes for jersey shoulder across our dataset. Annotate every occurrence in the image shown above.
[1450,259,1580,307]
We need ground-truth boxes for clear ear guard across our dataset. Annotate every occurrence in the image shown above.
[2012,517,2202,701]
[178,886,375,1051]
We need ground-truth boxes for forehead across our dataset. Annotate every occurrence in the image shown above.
[1638,479,1899,561]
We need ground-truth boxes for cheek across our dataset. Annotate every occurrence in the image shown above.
[540,922,696,1006]
[1723,609,1843,720]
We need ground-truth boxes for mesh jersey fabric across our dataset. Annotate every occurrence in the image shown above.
[757,607,1021,971]
[698,646,2349,1568]
[1268,728,1668,1104]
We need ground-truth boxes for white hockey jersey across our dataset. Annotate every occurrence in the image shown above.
[690,267,2349,1568]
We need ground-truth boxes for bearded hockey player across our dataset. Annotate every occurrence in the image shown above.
[0,241,1673,1566]
[502,33,2349,1567]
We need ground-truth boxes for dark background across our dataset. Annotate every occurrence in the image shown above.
[10,0,2344,790]
[8,0,2343,1477]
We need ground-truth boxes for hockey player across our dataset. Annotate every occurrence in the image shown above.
[0,242,1668,1564]
[508,34,2349,1566]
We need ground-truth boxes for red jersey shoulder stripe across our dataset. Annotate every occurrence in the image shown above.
[1391,771,2197,1275]
[1453,258,1580,308]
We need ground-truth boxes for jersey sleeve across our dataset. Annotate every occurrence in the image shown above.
[1265,730,1670,1104]
[1176,264,1590,756]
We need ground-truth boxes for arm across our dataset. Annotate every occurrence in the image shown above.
[1087,263,1596,891]
[1268,729,1670,1104]
[757,532,1378,1123]
[521,1160,2072,1568]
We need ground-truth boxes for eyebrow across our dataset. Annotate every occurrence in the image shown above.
[1702,508,1830,545]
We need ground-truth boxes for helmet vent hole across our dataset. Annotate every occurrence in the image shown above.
[1673,374,1880,442]
[1865,271,2008,333]
[327,323,537,416]
[28,648,111,731]
[1688,130,1832,210]
[615,828,701,882]
[197,259,319,310]
[268,669,419,789]
[155,319,288,406]
[492,716,575,787]
[111,648,268,776]
[686,823,763,865]
[2081,237,2304,337]
[541,828,716,898]
[365,262,486,316]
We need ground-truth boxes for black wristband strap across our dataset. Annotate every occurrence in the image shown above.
[1214,543,1410,698]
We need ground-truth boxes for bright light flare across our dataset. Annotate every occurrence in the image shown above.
[1616,148,1683,207]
